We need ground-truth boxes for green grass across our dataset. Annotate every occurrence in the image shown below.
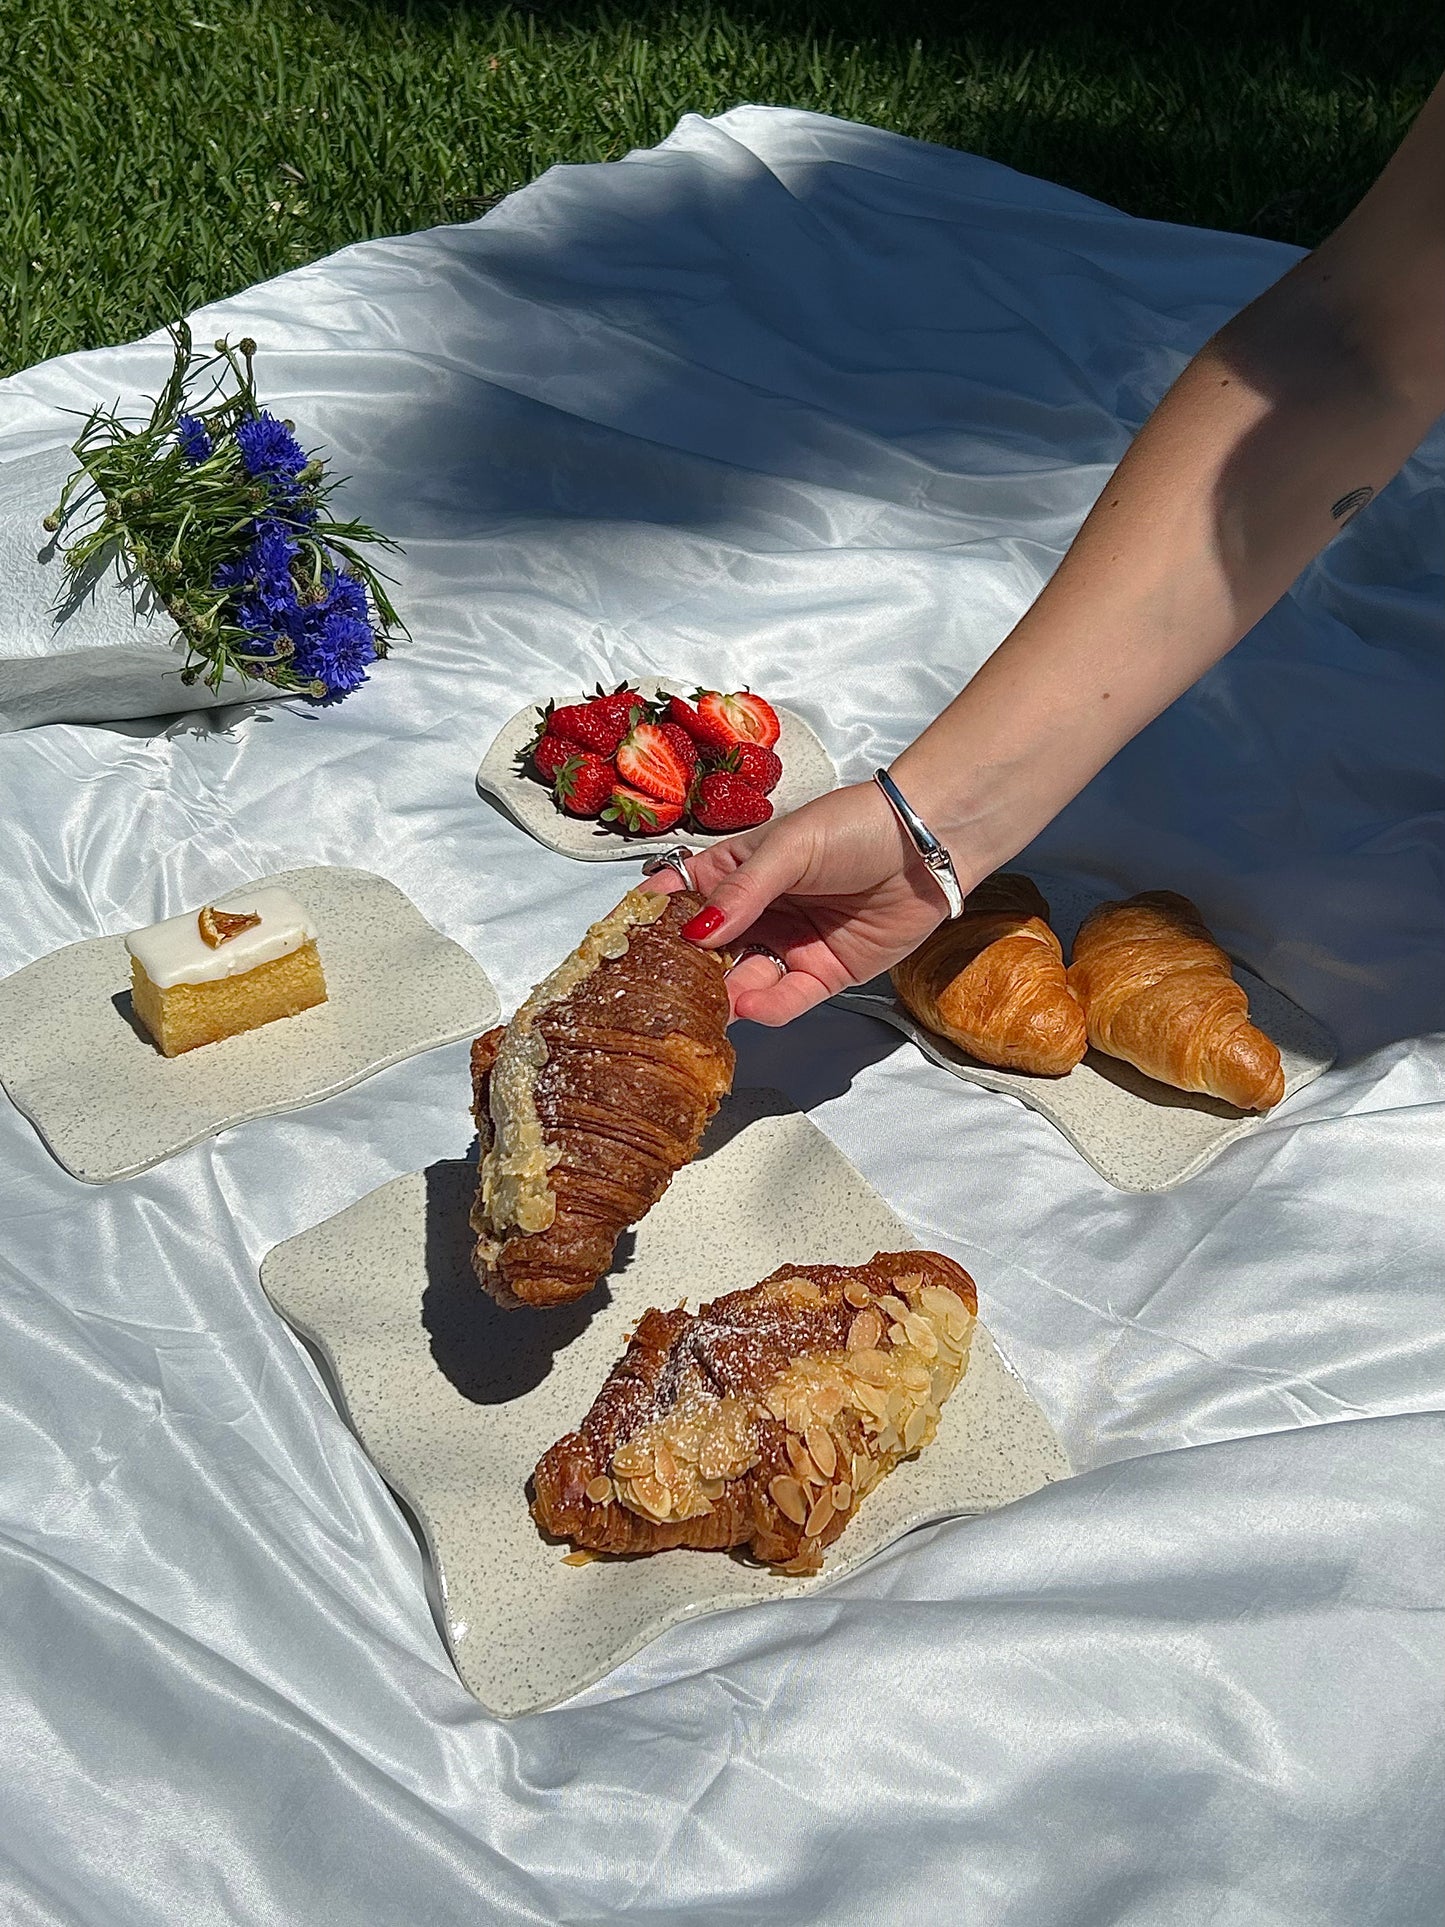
[4,0,1443,378]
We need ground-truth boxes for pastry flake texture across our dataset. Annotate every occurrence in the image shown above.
[470,888,734,1306]
[532,1250,978,1574]
[891,871,1087,1077]
[1067,890,1285,1110]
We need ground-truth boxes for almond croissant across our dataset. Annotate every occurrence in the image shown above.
[1066,890,1285,1110]
[532,1250,977,1574]
[470,887,734,1308]
[890,872,1087,1077]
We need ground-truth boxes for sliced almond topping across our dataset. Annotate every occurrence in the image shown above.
[804,1490,834,1538]
[628,1474,673,1521]
[847,1307,883,1352]
[197,904,262,948]
[804,1423,837,1480]
[584,1474,614,1505]
[768,1474,809,1525]
[700,1477,726,1502]
[811,1382,845,1420]
[903,1405,930,1452]
[902,1313,938,1358]
[851,1381,891,1422]
[831,1481,852,1512]
[849,1349,895,1386]
[843,1279,871,1308]
[561,1549,597,1566]
[610,1442,650,1480]
[787,1433,818,1482]
[901,1362,933,1393]
[876,1295,910,1324]
[652,1441,679,1488]
[919,1284,960,1323]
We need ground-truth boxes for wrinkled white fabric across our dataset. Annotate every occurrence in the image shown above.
[1,106,1443,1926]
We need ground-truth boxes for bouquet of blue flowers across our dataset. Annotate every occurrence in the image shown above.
[44,324,405,701]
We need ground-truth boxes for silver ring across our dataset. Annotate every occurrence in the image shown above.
[730,943,788,982]
[641,844,696,887]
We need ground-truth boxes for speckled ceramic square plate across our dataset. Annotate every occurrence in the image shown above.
[0,867,500,1184]
[259,1087,1069,1719]
[834,874,1336,1192]
[475,678,837,860]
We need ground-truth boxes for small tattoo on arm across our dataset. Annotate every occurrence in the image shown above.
[1331,485,1374,524]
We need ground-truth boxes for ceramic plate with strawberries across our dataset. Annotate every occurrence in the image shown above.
[475,677,837,863]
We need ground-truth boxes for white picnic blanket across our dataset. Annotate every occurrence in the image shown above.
[2,105,1443,1925]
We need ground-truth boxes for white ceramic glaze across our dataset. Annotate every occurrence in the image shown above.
[260,1088,1070,1719]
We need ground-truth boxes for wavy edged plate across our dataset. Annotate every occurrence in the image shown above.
[0,867,500,1183]
[259,1088,1068,1718]
[834,874,1336,1192]
[476,678,837,860]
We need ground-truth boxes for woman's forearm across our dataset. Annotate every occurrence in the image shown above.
[891,253,1445,881]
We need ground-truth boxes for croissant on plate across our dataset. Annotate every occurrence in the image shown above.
[1066,889,1285,1110]
[890,872,1087,1077]
[469,887,735,1308]
[532,1249,977,1574]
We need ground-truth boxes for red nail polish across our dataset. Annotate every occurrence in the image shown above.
[680,906,725,943]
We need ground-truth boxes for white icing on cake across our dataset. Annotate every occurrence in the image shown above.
[125,886,317,988]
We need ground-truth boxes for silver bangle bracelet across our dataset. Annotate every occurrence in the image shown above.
[872,767,966,920]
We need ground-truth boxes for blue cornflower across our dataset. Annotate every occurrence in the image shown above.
[292,569,376,696]
[295,605,376,697]
[213,520,374,696]
[176,415,212,466]
[235,411,309,484]
[214,520,305,656]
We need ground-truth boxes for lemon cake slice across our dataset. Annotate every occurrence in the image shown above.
[126,886,327,1057]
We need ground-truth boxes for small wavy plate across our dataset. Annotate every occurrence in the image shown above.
[834,874,1336,1192]
[476,678,837,860]
[0,866,500,1183]
[259,1088,1069,1719]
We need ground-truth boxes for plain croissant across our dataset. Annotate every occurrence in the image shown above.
[1066,890,1285,1110]
[890,872,1088,1077]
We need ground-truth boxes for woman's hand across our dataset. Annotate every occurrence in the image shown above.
[641,781,960,1025]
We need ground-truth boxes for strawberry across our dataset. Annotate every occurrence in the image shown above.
[530,730,575,785]
[552,751,615,818]
[678,694,740,755]
[663,694,706,739]
[657,720,699,777]
[713,741,782,794]
[603,783,685,836]
[615,720,689,805]
[547,684,646,756]
[689,772,774,833]
[694,689,781,750]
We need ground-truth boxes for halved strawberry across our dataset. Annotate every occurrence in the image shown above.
[603,783,685,835]
[716,741,782,794]
[552,751,615,818]
[694,689,781,750]
[615,720,689,805]
[689,772,774,833]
